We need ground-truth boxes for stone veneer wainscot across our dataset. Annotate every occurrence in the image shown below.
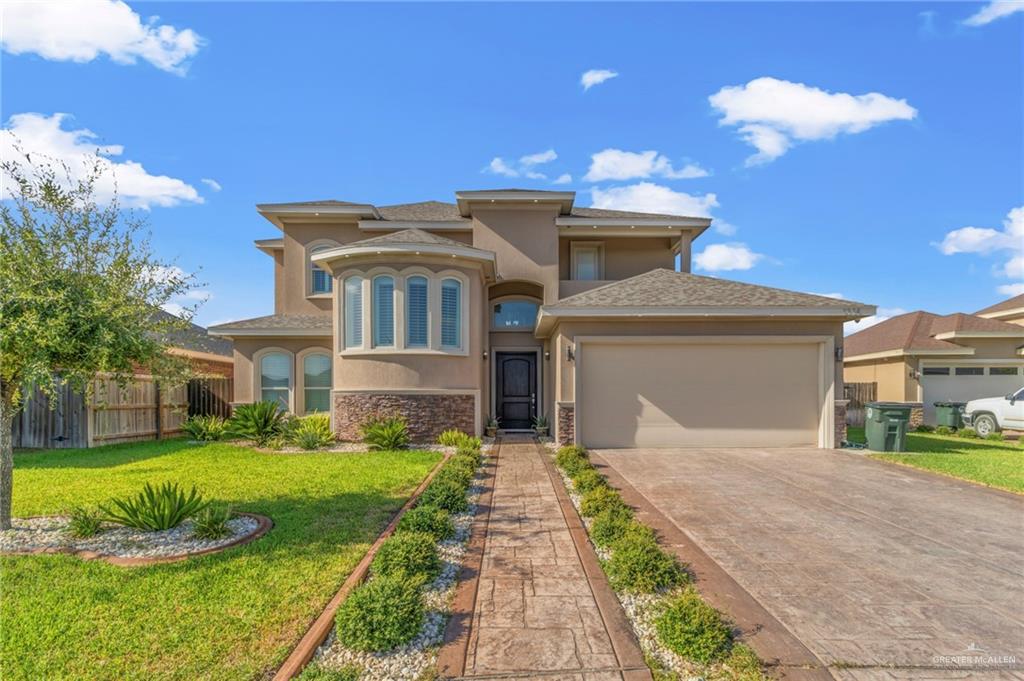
[333,392,476,442]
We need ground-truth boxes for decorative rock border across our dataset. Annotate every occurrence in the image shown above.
[0,512,273,567]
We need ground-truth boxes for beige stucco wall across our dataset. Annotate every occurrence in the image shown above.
[232,337,332,403]
[557,237,675,281]
[962,338,1024,359]
[472,207,560,304]
[844,357,915,402]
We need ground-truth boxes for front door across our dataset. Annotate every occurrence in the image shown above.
[496,352,536,430]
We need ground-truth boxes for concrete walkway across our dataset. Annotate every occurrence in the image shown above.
[456,438,648,680]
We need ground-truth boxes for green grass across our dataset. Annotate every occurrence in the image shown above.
[847,426,1023,494]
[1,439,441,680]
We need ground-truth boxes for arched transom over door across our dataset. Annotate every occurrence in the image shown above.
[496,352,536,430]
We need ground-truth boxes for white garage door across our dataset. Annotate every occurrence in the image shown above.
[577,340,826,448]
[921,364,1024,424]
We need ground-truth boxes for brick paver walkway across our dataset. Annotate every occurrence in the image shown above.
[461,439,642,680]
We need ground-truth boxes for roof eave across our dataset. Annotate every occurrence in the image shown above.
[312,243,497,280]
[977,305,1024,320]
[454,190,575,217]
[844,347,977,363]
[256,203,382,229]
[254,238,284,256]
[207,327,332,338]
[357,220,472,232]
[932,330,1024,340]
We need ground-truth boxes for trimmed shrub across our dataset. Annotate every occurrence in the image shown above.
[654,587,733,664]
[957,427,979,439]
[455,444,483,461]
[935,425,954,435]
[230,401,287,446]
[182,414,229,441]
[914,424,935,433]
[287,413,335,450]
[556,445,589,476]
[579,486,627,518]
[722,644,766,681]
[985,432,1005,441]
[191,506,233,540]
[335,574,425,651]
[419,479,469,514]
[590,505,635,549]
[372,531,441,581]
[101,482,208,531]
[67,506,103,538]
[437,429,468,447]
[361,416,411,451]
[605,525,686,593]
[571,468,607,494]
[397,504,454,541]
[453,450,482,470]
[434,464,473,491]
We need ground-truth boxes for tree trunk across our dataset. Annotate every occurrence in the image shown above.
[0,387,15,531]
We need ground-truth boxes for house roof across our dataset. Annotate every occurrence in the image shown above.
[153,310,233,357]
[975,294,1024,316]
[845,310,1024,359]
[376,201,468,222]
[345,227,474,249]
[207,314,332,337]
[552,269,870,310]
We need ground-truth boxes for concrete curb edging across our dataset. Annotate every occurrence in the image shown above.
[0,512,273,567]
[436,442,500,678]
[272,452,451,681]
[589,452,834,681]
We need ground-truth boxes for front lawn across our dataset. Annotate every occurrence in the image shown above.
[0,439,441,680]
[847,426,1023,494]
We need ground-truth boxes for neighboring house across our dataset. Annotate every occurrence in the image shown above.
[209,189,874,448]
[155,309,235,378]
[844,308,1024,425]
[975,293,1024,327]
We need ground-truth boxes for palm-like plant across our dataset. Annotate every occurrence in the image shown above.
[100,482,208,531]
[229,401,287,446]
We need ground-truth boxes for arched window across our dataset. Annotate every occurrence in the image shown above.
[310,246,333,294]
[260,353,291,410]
[372,275,395,347]
[302,353,331,414]
[492,300,539,330]
[406,275,429,348]
[344,276,363,348]
[441,278,461,349]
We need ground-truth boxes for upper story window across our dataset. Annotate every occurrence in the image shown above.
[372,275,395,348]
[571,242,603,281]
[302,353,332,414]
[260,352,291,410]
[406,275,429,348]
[309,245,333,295]
[344,276,363,348]
[493,300,539,330]
[441,278,462,349]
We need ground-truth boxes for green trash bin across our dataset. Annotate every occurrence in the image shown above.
[864,402,912,452]
[933,402,965,429]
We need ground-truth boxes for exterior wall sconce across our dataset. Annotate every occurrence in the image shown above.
[834,347,844,361]
[544,351,551,360]
[482,351,488,360]
[566,346,575,362]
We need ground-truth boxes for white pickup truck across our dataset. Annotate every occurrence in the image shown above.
[963,387,1024,436]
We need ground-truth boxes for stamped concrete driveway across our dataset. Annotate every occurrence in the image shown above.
[594,448,1024,680]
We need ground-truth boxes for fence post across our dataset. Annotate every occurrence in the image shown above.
[155,380,163,441]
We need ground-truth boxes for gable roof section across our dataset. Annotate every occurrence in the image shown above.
[208,314,332,337]
[845,310,1024,360]
[975,294,1024,319]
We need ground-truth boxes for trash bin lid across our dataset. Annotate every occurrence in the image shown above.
[933,401,967,407]
[866,401,913,410]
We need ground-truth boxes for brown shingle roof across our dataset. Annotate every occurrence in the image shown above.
[845,310,1024,357]
[552,269,869,309]
[345,228,480,250]
[569,206,697,220]
[208,314,332,333]
[376,201,468,222]
[975,294,1024,316]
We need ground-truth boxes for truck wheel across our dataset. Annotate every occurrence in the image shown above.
[973,413,998,437]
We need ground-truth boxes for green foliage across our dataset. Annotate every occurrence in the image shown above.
[590,505,636,549]
[653,587,733,664]
[579,486,626,518]
[397,504,454,541]
[985,431,1005,441]
[191,506,233,540]
[335,574,425,652]
[372,531,441,581]
[66,506,103,538]
[437,429,481,450]
[722,643,768,681]
[296,663,361,681]
[914,424,935,433]
[454,447,482,466]
[230,401,287,447]
[605,525,687,593]
[571,468,607,494]
[361,415,411,451]
[935,425,954,435]
[100,482,208,531]
[532,415,549,429]
[288,413,335,450]
[419,479,469,514]
[556,445,589,476]
[957,427,979,439]
[182,415,229,442]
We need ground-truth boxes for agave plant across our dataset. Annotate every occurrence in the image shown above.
[100,482,208,531]
[229,401,287,446]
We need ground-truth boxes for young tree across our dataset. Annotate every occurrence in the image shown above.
[0,150,197,529]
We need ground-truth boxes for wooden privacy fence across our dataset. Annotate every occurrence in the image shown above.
[844,382,877,427]
[11,376,230,449]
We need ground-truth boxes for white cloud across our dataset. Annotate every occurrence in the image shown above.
[845,307,907,336]
[590,182,718,217]
[937,206,1024,287]
[200,178,221,192]
[694,243,764,272]
[161,302,188,317]
[486,156,519,177]
[709,77,917,165]
[519,149,557,166]
[581,69,618,91]
[811,292,845,299]
[713,220,737,236]
[963,1,1024,26]
[484,149,558,180]
[1,0,204,75]
[2,113,202,209]
[997,282,1024,296]
[552,173,572,185]
[584,149,709,182]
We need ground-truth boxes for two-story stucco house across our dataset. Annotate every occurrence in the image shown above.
[209,189,874,448]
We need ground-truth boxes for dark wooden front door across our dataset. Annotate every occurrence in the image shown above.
[496,352,536,430]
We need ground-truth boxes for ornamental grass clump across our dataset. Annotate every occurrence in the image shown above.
[182,414,229,442]
[397,504,455,541]
[66,506,103,538]
[288,413,335,450]
[191,506,234,540]
[100,482,208,531]
[653,587,733,664]
[579,485,627,518]
[437,429,468,447]
[605,524,687,593]
[419,479,469,514]
[361,415,411,451]
[335,574,425,652]
[571,467,607,494]
[590,506,636,549]
[229,401,287,446]
[371,531,441,581]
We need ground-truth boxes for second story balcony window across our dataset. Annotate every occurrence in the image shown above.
[571,241,604,281]
[309,244,335,295]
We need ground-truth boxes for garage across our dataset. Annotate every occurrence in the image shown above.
[576,337,831,448]
[921,363,1023,423]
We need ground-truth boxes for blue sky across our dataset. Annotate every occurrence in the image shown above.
[2,1,1022,330]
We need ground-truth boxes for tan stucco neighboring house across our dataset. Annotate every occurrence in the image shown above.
[975,293,1024,327]
[210,189,874,448]
[844,308,1024,425]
